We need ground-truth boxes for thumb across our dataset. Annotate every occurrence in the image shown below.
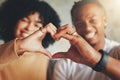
[52,52,67,58]
[44,52,52,59]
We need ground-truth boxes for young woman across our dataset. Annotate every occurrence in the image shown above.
[0,0,60,48]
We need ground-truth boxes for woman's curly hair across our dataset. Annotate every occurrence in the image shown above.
[0,0,61,48]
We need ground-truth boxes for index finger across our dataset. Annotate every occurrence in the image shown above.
[52,52,68,59]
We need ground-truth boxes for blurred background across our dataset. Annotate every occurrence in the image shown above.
[0,0,120,54]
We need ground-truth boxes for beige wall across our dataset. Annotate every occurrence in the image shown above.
[99,0,120,42]
[0,0,120,54]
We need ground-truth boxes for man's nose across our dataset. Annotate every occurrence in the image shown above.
[84,22,93,32]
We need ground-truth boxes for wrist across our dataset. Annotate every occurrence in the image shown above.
[15,39,25,56]
[92,50,109,72]
[90,51,102,67]
[84,48,102,67]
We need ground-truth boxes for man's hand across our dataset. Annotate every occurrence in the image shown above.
[53,24,101,67]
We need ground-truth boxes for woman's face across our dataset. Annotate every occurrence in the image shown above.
[14,12,43,39]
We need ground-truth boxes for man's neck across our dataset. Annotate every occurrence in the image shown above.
[92,39,105,51]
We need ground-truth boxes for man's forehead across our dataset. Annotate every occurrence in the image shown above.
[76,4,104,15]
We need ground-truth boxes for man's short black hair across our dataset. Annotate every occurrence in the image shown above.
[71,0,105,20]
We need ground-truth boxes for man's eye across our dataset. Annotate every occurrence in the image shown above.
[78,22,83,25]
[76,21,83,27]
[90,19,97,24]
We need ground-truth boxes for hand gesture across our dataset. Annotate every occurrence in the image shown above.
[16,23,57,58]
[53,24,101,67]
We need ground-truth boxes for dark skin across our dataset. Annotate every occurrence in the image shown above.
[53,3,120,80]
[53,24,120,80]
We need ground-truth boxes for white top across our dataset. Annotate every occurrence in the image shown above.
[53,38,120,80]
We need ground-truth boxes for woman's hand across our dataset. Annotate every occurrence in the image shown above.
[16,23,57,58]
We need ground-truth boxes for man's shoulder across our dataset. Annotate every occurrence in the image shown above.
[105,38,120,46]
[110,45,120,59]
[106,38,120,59]
[104,38,120,53]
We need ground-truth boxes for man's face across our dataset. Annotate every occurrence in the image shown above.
[73,4,107,47]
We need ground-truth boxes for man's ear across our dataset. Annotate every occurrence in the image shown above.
[103,16,107,28]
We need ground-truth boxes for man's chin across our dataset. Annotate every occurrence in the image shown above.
[87,40,96,47]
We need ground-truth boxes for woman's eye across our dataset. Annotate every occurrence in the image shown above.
[35,24,40,28]
[21,18,29,22]
[35,23,42,28]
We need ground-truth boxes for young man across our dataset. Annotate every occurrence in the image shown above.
[53,0,120,80]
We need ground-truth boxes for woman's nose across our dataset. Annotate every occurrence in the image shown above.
[26,22,34,31]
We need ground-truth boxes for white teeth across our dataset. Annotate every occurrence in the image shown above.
[85,32,95,39]
[21,33,29,38]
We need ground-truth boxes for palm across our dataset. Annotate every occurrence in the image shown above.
[20,31,45,52]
